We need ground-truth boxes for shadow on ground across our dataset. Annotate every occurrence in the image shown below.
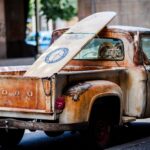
[1,121,150,150]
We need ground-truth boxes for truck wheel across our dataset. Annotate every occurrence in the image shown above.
[0,129,24,147]
[89,102,115,149]
[80,119,112,149]
[91,119,111,148]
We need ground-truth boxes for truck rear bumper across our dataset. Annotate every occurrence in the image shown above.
[0,110,55,120]
[0,118,88,131]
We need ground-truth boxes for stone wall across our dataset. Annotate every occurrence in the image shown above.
[78,0,150,28]
[5,0,26,58]
[0,0,6,58]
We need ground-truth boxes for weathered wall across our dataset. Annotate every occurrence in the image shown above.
[5,0,26,58]
[4,0,35,58]
[0,0,6,58]
[78,0,150,28]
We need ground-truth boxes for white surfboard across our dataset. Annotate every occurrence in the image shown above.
[24,11,116,78]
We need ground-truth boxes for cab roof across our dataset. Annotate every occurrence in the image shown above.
[107,25,150,33]
[53,25,150,37]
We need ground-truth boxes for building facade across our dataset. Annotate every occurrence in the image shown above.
[0,0,35,59]
[78,0,150,28]
[0,0,6,58]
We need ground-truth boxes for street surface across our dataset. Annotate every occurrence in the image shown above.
[0,119,149,150]
[0,58,35,66]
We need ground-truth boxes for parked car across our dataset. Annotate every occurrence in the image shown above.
[25,31,51,53]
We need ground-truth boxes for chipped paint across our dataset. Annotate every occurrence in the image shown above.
[65,82,92,101]
[60,80,123,124]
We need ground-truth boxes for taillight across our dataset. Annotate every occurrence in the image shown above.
[55,97,65,110]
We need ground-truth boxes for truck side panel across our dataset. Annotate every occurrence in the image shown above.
[0,75,55,119]
[59,80,122,124]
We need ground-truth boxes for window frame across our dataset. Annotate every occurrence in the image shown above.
[140,34,150,65]
[73,37,125,61]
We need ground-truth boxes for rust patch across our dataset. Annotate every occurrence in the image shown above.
[66,82,92,101]
[133,33,142,65]
[51,28,68,44]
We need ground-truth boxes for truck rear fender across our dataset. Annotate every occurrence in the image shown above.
[59,80,123,124]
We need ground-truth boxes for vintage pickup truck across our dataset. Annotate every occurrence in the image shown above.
[0,12,150,148]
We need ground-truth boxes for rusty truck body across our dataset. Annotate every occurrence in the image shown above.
[0,24,150,148]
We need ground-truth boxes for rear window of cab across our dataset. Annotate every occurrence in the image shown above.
[74,37,124,61]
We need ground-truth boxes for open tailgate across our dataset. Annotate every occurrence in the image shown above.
[0,76,55,120]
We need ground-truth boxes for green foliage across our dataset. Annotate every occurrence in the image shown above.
[28,0,35,18]
[40,0,76,22]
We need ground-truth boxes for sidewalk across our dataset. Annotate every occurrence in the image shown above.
[0,57,35,66]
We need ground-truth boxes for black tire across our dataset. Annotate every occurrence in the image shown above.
[79,119,112,149]
[0,129,24,147]
[80,98,120,149]
[44,131,64,137]
[90,118,112,149]
[89,102,114,149]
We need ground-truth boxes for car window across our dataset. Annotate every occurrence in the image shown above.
[142,37,150,59]
[26,34,36,41]
[43,36,51,41]
[74,38,124,60]
[25,31,51,52]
